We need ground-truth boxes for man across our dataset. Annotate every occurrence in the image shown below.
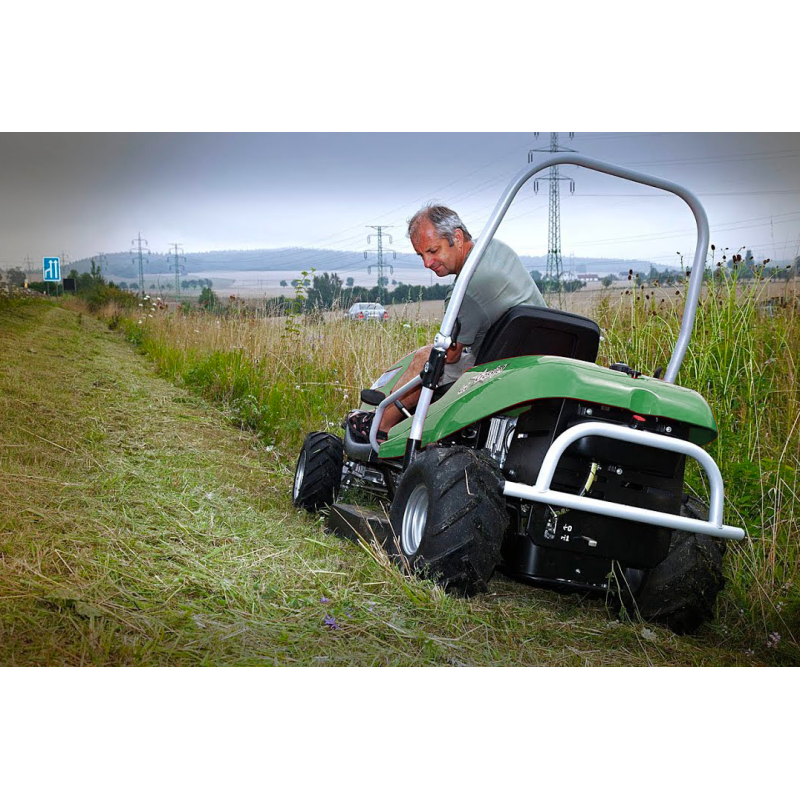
[349,204,545,440]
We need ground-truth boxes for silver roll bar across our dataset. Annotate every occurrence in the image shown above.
[435,154,708,385]
[381,155,711,452]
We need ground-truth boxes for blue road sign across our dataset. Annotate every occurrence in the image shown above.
[43,257,61,282]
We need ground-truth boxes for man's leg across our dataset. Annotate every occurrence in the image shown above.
[378,345,431,433]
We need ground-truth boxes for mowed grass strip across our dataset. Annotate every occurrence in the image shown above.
[0,297,777,665]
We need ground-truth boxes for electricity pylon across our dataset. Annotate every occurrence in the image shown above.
[94,252,108,283]
[168,243,186,299]
[130,233,150,298]
[529,133,577,309]
[364,226,396,304]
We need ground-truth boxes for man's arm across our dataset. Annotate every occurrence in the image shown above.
[446,341,464,364]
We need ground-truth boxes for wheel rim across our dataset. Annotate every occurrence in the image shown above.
[402,484,429,555]
[293,451,306,501]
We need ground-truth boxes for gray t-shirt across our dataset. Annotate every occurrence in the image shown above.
[442,238,545,382]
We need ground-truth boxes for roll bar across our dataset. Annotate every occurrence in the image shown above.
[402,155,710,458]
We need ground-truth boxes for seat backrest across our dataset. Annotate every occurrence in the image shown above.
[475,305,601,365]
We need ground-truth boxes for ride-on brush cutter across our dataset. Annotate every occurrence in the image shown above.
[292,155,745,633]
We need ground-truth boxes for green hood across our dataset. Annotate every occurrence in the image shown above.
[378,355,718,459]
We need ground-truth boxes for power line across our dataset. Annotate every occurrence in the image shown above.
[364,226,396,302]
[95,252,108,276]
[167,243,186,299]
[529,133,577,308]
[130,233,150,298]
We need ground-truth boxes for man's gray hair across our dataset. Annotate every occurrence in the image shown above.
[407,204,473,246]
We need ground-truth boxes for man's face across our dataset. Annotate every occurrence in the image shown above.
[411,219,467,278]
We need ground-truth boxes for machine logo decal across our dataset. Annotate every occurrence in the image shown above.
[457,363,508,395]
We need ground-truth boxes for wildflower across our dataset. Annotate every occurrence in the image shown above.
[320,596,331,605]
[138,320,143,325]
[767,632,781,648]
[745,648,755,657]
[366,601,376,611]
[323,613,340,630]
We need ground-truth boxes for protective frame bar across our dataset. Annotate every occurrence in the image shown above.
[373,154,710,453]
[502,422,745,541]
[369,375,422,452]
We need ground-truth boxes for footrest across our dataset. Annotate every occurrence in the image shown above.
[327,502,393,547]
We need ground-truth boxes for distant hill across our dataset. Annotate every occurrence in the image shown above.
[67,248,673,281]
[519,255,671,276]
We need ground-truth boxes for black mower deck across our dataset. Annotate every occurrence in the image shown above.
[326,502,393,547]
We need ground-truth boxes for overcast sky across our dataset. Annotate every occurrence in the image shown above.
[1,132,798,272]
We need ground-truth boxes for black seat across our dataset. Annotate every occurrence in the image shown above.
[475,305,601,365]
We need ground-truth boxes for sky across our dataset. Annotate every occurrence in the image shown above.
[2,132,799,274]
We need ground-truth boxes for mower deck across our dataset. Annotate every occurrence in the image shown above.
[327,502,393,547]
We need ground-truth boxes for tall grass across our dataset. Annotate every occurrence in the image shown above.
[101,299,436,451]
[597,275,799,643]
[104,278,800,647]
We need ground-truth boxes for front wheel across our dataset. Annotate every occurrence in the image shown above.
[388,446,509,596]
[633,495,727,633]
[292,432,343,512]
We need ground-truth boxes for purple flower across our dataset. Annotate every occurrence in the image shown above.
[767,632,781,649]
[320,596,331,605]
[323,614,340,631]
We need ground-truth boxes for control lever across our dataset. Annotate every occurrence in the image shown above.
[394,400,412,419]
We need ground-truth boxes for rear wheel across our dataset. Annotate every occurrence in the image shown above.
[388,447,509,596]
[633,495,727,633]
[292,432,343,512]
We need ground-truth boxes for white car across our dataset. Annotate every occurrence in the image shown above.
[346,302,388,321]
